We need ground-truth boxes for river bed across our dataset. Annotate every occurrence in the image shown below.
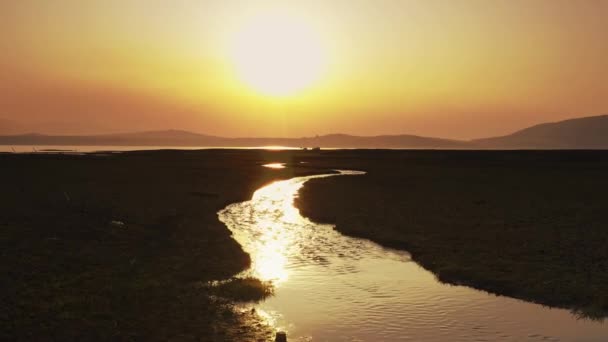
[218,170,608,341]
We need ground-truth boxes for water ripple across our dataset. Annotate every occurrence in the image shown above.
[219,171,608,341]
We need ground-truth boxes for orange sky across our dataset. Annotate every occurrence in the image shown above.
[1,0,607,139]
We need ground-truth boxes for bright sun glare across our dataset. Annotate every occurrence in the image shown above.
[229,12,327,97]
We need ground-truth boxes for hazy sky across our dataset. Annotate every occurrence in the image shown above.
[1,0,607,138]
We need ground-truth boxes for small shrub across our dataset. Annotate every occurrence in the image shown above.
[207,277,274,302]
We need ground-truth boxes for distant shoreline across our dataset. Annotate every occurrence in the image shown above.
[2,114,608,149]
[5,145,608,154]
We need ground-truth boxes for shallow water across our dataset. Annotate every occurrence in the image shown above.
[219,171,608,341]
[0,145,300,153]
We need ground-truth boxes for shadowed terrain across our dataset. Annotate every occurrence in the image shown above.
[0,150,330,341]
[2,149,608,342]
[3,114,608,149]
[295,150,608,318]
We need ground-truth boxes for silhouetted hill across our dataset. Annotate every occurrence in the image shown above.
[0,130,466,149]
[225,134,466,149]
[2,114,608,149]
[474,115,608,149]
[303,134,466,148]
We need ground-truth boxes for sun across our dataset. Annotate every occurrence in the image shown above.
[229,12,327,97]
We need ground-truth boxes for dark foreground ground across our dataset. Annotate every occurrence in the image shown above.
[2,149,608,341]
[296,150,608,318]
[0,150,331,341]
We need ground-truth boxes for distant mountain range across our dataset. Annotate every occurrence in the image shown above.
[0,130,466,149]
[1,114,607,149]
[472,115,608,149]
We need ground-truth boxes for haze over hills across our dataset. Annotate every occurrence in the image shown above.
[0,130,466,149]
[0,119,25,136]
[1,114,608,149]
[0,118,118,136]
[473,114,608,149]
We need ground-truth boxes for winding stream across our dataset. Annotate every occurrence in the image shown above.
[218,170,608,341]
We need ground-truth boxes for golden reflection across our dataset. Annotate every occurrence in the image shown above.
[261,146,299,151]
[255,308,278,329]
[245,179,309,284]
[263,163,286,169]
[220,170,608,341]
[252,228,289,282]
[228,172,363,286]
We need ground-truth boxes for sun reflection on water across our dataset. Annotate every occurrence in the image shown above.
[219,170,608,341]
[220,171,355,338]
[251,232,290,283]
[244,176,312,284]
[262,162,286,169]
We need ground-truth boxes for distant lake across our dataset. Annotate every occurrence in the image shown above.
[0,145,301,153]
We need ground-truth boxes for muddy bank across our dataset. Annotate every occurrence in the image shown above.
[3,149,607,340]
[0,149,330,341]
[295,150,608,318]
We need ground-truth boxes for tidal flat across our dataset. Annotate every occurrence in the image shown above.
[0,150,331,341]
[296,149,608,319]
[1,149,607,341]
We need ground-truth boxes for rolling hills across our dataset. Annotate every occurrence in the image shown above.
[1,114,607,149]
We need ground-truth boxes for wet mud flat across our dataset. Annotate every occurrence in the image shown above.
[2,148,608,340]
[295,149,608,318]
[0,149,331,341]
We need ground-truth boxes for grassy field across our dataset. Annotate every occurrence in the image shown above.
[0,149,330,341]
[295,150,608,318]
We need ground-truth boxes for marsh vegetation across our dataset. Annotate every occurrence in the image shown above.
[2,149,607,341]
[0,150,329,341]
[296,150,608,318]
